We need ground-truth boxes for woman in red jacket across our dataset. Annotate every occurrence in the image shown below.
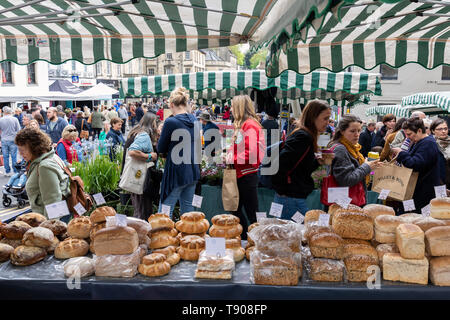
[228,95,265,239]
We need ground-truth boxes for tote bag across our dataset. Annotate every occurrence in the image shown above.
[119,154,153,195]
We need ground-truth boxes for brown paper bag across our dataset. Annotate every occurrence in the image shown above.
[222,168,239,211]
[372,162,419,201]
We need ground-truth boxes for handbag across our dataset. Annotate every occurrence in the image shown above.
[119,154,153,195]
[80,119,89,140]
[320,144,366,207]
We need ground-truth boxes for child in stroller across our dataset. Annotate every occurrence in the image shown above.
[3,160,28,208]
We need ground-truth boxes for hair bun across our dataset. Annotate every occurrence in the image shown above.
[169,87,189,106]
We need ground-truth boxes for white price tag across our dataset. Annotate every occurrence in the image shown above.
[269,202,283,218]
[421,204,431,217]
[328,187,349,204]
[256,212,267,222]
[205,237,226,257]
[161,205,171,216]
[45,200,70,220]
[116,214,128,227]
[70,167,76,173]
[73,202,86,216]
[192,195,203,208]
[318,213,330,227]
[105,216,116,227]
[291,211,305,224]
[227,120,232,126]
[336,197,352,209]
[435,185,447,199]
[403,199,416,212]
[93,193,106,205]
[378,189,391,200]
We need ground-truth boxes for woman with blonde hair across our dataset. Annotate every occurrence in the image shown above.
[227,95,265,239]
[157,87,201,218]
[55,125,80,164]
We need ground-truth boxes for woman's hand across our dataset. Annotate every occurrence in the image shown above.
[151,152,157,161]
[390,147,402,158]
[365,159,383,170]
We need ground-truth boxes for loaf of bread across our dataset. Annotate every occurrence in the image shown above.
[363,204,395,221]
[209,224,242,239]
[16,213,47,227]
[138,253,171,277]
[430,256,450,286]
[342,239,371,246]
[0,243,14,262]
[309,232,344,260]
[64,257,95,278]
[309,258,345,282]
[332,211,373,240]
[212,214,240,226]
[329,204,363,215]
[430,197,450,220]
[177,235,206,261]
[39,219,67,236]
[414,217,448,232]
[22,227,54,248]
[196,249,235,272]
[148,213,174,231]
[95,249,141,277]
[152,246,180,266]
[376,243,399,266]
[176,231,207,240]
[344,255,379,282]
[251,252,299,286]
[304,210,327,225]
[225,238,245,262]
[10,245,47,266]
[425,226,450,256]
[245,246,255,261]
[343,244,378,262]
[0,221,31,239]
[305,225,332,244]
[175,213,210,234]
[382,253,429,285]
[46,236,60,254]
[250,224,302,253]
[149,229,179,249]
[93,226,139,256]
[374,215,404,243]
[89,206,116,224]
[54,238,89,259]
[67,217,92,239]
[89,222,106,241]
[399,213,423,224]
[0,238,22,248]
[194,269,233,279]
[396,223,425,259]
[246,223,259,246]
[126,217,152,246]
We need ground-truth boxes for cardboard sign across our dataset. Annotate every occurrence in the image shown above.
[45,200,70,219]
[205,237,226,257]
[269,202,283,218]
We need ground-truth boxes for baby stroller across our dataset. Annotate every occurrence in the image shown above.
[2,161,28,209]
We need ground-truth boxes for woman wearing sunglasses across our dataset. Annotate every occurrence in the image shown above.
[55,125,81,165]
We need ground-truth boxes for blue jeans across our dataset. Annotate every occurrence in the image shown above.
[7,173,27,187]
[2,140,18,174]
[159,182,197,219]
[273,193,309,220]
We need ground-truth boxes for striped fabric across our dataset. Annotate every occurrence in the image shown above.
[266,0,450,77]
[120,70,382,106]
[402,91,450,112]
[0,0,340,65]
[366,103,450,117]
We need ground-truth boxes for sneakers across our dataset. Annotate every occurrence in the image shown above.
[4,172,12,177]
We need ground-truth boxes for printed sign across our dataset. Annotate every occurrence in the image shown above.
[205,237,226,257]
[318,213,330,227]
[93,193,106,206]
[116,214,128,227]
[291,212,305,224]
[45,200,70,219]
[269,202,283,218]
[73,202,86,216]
[378,189,390,200]
[435,185,447,199]
[421,204,431,217]
[403,199,416,212]
[161,205,171,216]
[256,212,267,222]
[336,197,352,209]
[328,187,349,203]
[192,195,203,208]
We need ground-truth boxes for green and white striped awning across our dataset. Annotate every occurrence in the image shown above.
[120,69,382,105]
[0,0,345,65]
[402,91,450,112]
[266,0,450,77]
[366,103,450,117]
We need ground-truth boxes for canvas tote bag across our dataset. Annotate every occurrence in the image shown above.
[119,154,153,195]
[222,166,239,211]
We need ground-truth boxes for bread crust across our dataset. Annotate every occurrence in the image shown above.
[89,206,116,224]
[54,238,89,259]
[39,219,67,236]
[16,213,47,227]
[0,221,32,240]
[67,217,92,239]
[10,245,47,266]
[211,214,240,227]
[22,227,54,248]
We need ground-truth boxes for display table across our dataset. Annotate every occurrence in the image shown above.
[0,256,448,300]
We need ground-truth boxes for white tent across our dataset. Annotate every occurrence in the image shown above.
[74,83,119,101]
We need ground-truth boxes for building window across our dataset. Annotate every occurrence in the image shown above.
[164,66,173,75]
[1,62,12,84]
[185,51,190,60]
[72,61,76,70]
[442,65,450,80]
[185,68,191,73]
[27,63,36,84]
[166,53,172,60]
[96,62,102,75]
[117,64,121,76]
[148,68,155,75]
[107,61,111,75]
[380,64,398,80]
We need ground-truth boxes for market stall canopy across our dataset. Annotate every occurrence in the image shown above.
[265,0,450,77]
[402,91,450,113]
[120,69,382,106]
[49,79,84,94]
[75,82,119,100]
[0,0,345,65]
[366,103,449,118]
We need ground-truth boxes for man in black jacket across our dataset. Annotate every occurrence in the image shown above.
[359,121,375,157]
[135,103,144,123]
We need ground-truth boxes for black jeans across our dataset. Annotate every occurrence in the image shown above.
[121,119,127,134]
[233,173,259,240]
[91,128,102,138]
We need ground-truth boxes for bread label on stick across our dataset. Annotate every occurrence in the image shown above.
[378,189,390,200]
[318,213,330,227]
[161,205,171,216]
[256,212,267,222]
[116,214,128,227]
[269,202,283,218]
[403,199,416,212]
[93,193,106,206]
[435,185,447,199]
[45,200,70,219]
[336,197,351,209]
[291,211,304,224]
[421,204,431,217]
[192,195,203,208]
[205,237,226,258]
[328,187,349,203]
[74,202,86,216]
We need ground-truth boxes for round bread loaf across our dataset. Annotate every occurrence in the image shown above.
[67,217,92,239]
[10,245,47,266]
[176,231,207,240]
[245,246,255,261]
[211,214,240,227]
[363,204,395,220]
[39,219,67,236]
[54,238,89,259]
[175,218,210,234]
[304,210,327,224]
[89,239,95,254]
[343,244,378,261]
[16,213,47,227]
[152,246,180,266]
[89,206,116,224]
[46,237,60,254]
[58,231,70,241]
[149,229,179,249]
[148,213,175,231]
[430,197,450,220]
[225,238,245,262]
[90,222,106,241]
[0,221,32,240]
[178,235,205,261]
[225,238,241,249]
[209,224,242,239]
[22,227,54,248]
[415,217,448,232]
[0,238,22,248]
[138,253,171,277]
[0,243,14,262]
[180,211,206,222]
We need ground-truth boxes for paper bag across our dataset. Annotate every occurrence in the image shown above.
[372,163,419,201]
[222,168,239,211]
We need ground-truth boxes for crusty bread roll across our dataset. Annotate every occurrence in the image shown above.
[211,214,240,227]
[374,215,404,243]
[39,219,67,236]
[382,252,428,285]
[376,243,399,266]
[10,245,47,266]
[309,258,344,282]
[152,246,180,266]
[54,238,89,259]
[0,238,22,248]
[46,236,60,254]
[344,254,379,282]
[138,253,171,277]
[309,232,344,260]
[332,211,373,240]
[93,226,139,256]
[414,217,448,232]
[363,204,395,221]
[22,227,54,248]
[176,231,207,240]
[425,226,450,256]
[89,239,95,254]
[0,243,14,262]
[16,213,47,227]
[304,210,328,225]
[396,223,425,259]
[90,222,106,241]
[150,229,179,249]
[225,238,245,262]
[67,217,92,239]
[180,211,206,222]
[0,221,32,240]
[148,213,175,231]
[64,257,95,278]
[343,244,378,262]
[430,197,450,220]
[399,213,423,224]
[245,246,255,261]
[177,235,205,261]
[430,256,450,286]
[89,206,116,224]
[209,224,243,239]
[175,218,210,235]
[247,223,259,246]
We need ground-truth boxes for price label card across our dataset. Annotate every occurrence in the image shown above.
[70,167,75,173]
[318,214,330,227]
[403,199,416,212]
[291,211,305,224]
[105,216,116,227]
[421,204,431,217]
[435,185,447,199]
[161,205,171,216]
[336,197,352,209]
[227,120,232,126]
[318,134,331,148]
[116,214,128,227]
[269,202,283,218]
[45,200,70,220]
[378,189,391,200]
[328,187,349,204]
[73,202,86,216]
[205,237,226,257]
[192,195,203,208]
[93,193,106,206]
[256,212,267,222]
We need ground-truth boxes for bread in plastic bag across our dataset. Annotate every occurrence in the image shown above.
[248,223,302,254]
[308,257,345,282]
[304,222,333,244]
[250,249,299,286]
[195,249,235,280]
[126,217,152,247]
[94,247,142,278]
[63,257,95,278]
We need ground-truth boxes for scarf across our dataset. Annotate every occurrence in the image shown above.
[436,135,450,160]
[339,136,370,185]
